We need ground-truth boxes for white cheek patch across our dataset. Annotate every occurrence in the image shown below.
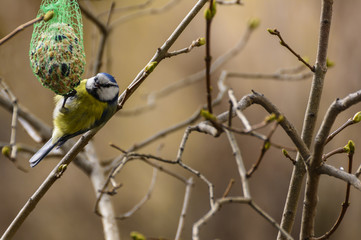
[97,86,119,102]
[86,77,95,89]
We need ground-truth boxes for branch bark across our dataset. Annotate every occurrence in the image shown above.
[302,88,361,239]
[1,129,98,240]
[278,1,333,239]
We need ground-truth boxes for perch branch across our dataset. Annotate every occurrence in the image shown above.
[1,129,98,240]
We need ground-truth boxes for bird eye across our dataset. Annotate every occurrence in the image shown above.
[93,76,100,88]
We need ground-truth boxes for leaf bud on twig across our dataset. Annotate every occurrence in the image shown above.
[248,18,260,30]
[1,145,11,158]
[144,61,158,74]
[200,109,217,121]
[352,111,361,123]
[326,58,335,68]
[343,140,355,155]
[130,231,146,240]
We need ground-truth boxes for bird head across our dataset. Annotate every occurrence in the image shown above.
[86,72,119,103]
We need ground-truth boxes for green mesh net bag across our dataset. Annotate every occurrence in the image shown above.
[29,0,85,95]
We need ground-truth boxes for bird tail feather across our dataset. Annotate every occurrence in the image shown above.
[29,138,58,168]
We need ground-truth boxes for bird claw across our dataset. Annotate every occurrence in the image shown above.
[60,89,77,113]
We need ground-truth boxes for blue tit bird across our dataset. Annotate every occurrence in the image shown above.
[29,72,119,167]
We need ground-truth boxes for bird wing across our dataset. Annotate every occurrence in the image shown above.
[29,138,59,167]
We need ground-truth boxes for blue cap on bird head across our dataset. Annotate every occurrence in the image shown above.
[99,72,117,84]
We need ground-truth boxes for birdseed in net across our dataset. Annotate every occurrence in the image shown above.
[29,0,85,95]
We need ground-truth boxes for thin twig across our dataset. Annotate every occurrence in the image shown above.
[356,165,361,178]
[127,108,201,153]
[221,178,235,197]
[315,151,353,240]
[98,0,153,17]
[165,37,205,58]
[96,146,192,215]
[192,197,251,240]
[192,197,293,240]
[228,89,251,130]
[0,78,19,161]
[282,149,297,165]
[109,0,181,28]
[0,16,44,46]
[225,130,251,198]
[116,168,158,220]
[227,70,313,81]
[249,201,294,240]
[79,4,107,34]
[267,28,315,72]
[204,0,216,113]
[0,94,51,142]
[175,126,216,208]
[175,177,194,240]
[81,2,116,74]
[325,119,354,145]
[216,0,243,5]
[322,147,346,161]
[247,123,279,178]
[121,22,256,116]
[117,0,210,110]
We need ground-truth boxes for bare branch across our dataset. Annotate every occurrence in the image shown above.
[267,28,315,72]
[109,0,181,28]
[98,0,153,16]
[0,15,44,46]
[302,89,361,239]
[192,198,294,240]
[192,197,251,240]
[1,129,98,239]
[325,117,358,145]
[165,37,205,58]
[247,123,278,178]
[116,168,158,220]
[216,0,243,5]
[175,177,194,240]
[249,201,294,240]
[318,164,361,191]
[0,78,19,161]
[315,150,353,240]
[225,130,251,198]
[117,0,210,109]
[0,93,51,142]
[280,0,334,237]
[227,70,312,81]
[151,23,256,102]
[228,89,251,131]
[80,2,116,74]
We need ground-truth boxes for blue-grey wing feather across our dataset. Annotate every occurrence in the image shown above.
[29,138,60,168]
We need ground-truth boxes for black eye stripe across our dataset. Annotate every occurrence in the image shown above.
[97,82,118,88]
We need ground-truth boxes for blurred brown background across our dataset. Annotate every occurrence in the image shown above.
[1,0,361,239]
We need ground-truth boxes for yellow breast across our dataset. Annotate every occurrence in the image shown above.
[52,79,108,141]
